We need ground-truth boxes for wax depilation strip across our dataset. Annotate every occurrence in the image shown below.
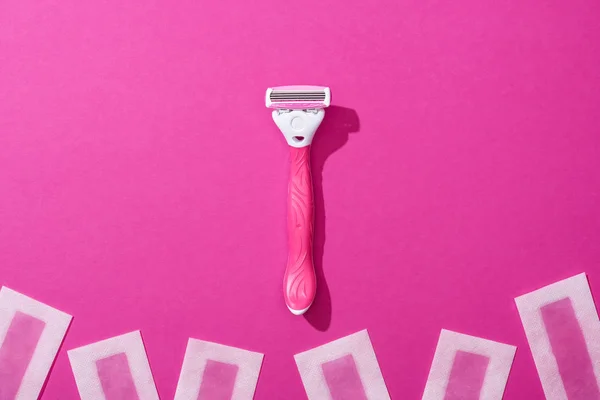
[0,312,46,399]
[0,287,72,400]
[321,354,368,400]
[515,273,600,399]
[294,330,390,400]
[541,297,600,399]
[197,359,239,400]
[68,331,159,400]
[443,350,490,400]
[96,353,140,400]
[174,339,263,400]
[422,330,516,400]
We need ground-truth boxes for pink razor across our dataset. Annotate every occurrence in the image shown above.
[266,85,331,315]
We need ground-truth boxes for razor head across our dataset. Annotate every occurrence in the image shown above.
[266,85,331,110]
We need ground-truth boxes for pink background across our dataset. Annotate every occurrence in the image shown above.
[1,0,599,398]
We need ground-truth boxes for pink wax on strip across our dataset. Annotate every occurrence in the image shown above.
[321,354,368,400]
[96,353,140,400]
[443,350,489,400]
[541,298,600,399]
[0,312,46,400]
[294,330,390,400]
[0,287,72,400]
[516,273,600,399]
[174,339,263,400]
[197,359,239,400]
[422,330,516,400]
[68,331,159,400]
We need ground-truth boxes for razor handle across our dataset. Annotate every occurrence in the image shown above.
[284,145,317,315]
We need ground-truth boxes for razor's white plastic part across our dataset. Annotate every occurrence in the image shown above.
[288,304,311,316]
[271,109,325,148]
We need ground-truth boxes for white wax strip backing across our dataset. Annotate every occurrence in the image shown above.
[0,287,72,400]
[422,330,516,400]
[515,273,600,400]
[294,329,390,400]
[173,338,263,400]
[67,331,159,400]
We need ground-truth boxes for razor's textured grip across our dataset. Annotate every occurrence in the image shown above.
[284,146,316,314]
